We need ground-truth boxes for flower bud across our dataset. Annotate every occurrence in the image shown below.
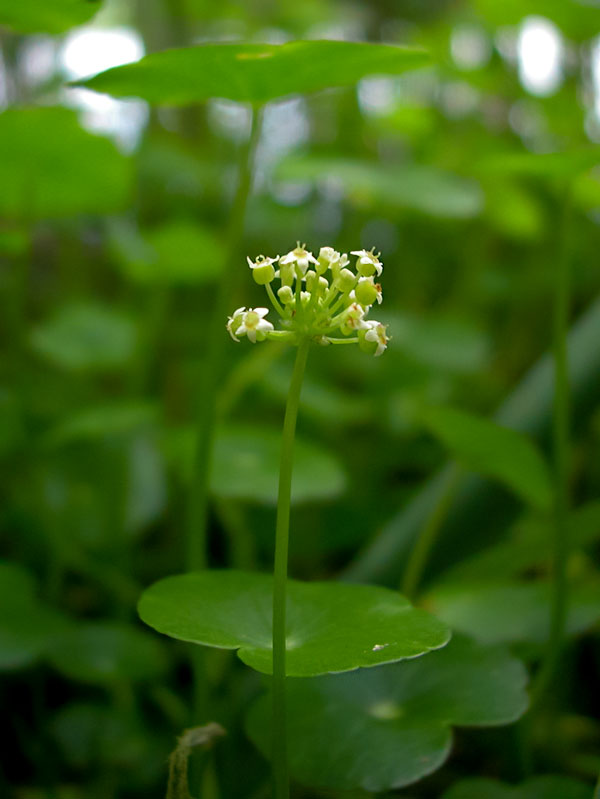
[251,262,275,285]
[358,328,378,355]
[355,278,378,307]
[279,262,295,287]
[337,268,357,293]
[305,270,317,292]
[278,285,294,304]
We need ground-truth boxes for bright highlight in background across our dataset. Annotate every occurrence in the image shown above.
[60,27,147,152]
[517,16,564,96]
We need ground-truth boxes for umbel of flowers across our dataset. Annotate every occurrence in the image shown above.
[226,244,389,356]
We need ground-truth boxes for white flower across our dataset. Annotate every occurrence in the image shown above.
[279,243,318,276]
[226,307,246,342]
[235,307,274,343]
[343,302,370,331]
[364,320,389,356]
[351,248,383,277]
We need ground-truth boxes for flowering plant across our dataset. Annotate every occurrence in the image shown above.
[227,243,389,356]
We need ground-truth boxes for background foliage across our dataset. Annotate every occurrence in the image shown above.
[1,0,600,797]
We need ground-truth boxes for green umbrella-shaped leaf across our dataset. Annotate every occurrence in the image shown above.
[278,156,484,219]
[47,621,166,684]
[138,570,450,676]
[420,406,552,510]
[246,635,528,792]
[0,108,132,219]
[442,775,592,799]
[426,580,600,645]
[75,41,428,105]
[0,562,70,670]
[31,303,138,371]
[0,0,101,34]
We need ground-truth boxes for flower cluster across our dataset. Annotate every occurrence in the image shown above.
[226,244,389,356]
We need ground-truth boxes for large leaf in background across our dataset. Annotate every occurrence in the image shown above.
[47,622,166,684]
[45,402,158,446]
[437,501,600,585]
[0,108,132,219]
[168,424,346,504]
[278,156,483,218]
[0,561,70,670]
[75,41,428,104]
[110,220,225,285]
[381,311,490,373]
[426,580,600,645]
[475,149,600,181]
[442,775,592,799]
[0,0,101,34]
[31,303,138,371]
[420,406,552,510]
[138,570,450,676]
[247,636,528,792]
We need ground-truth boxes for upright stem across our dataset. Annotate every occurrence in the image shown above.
[533,189,572,702]
[401,463,461,600]
[185,105,263,573]
[272,338,310,799]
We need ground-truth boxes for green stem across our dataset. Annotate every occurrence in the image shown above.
[532,188,572,703]
[185,104,263,574]
[401,463,461,599]
[272,338,310,799]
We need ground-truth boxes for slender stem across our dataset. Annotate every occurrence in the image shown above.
[532,187,572,703]
[594,772,600,799]
[401,463,461,599]
[266,282,285,316]
[185,105,263,573]
[272,338,310,799]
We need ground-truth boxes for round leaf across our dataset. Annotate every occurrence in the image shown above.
[442,775,593,799]
[246,635,529,792]
[0,107,132,219]
[426,580,600,645]
[420,406,552,510]
[138,570,450,676]
[75,41,429,105]
[0,562,70,670]
[47,621,166,684]
[30,303,138,371]
[211,425,346,504]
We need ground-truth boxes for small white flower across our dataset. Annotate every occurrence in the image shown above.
[226,307,246,342]
[364,320,389,356]
[246,254,278,270]
[351,248,383,277]
[279,243,318,276]
[236,307,274,343]
[344,302,370,331]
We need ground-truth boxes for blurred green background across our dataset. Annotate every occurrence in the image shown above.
[1,0,600,797]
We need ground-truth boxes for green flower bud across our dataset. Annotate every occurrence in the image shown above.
[279,262,295,287]
[337,268,357,293]
[278,285,294,304]
[305,270,317,292]
[251,262,275,285]
[355,279,378,307]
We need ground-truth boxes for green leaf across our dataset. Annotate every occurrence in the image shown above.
[246,635,529,792]
[0,561,70,670]
[426,580,600,645]
[110,220,225,285]
[475,149,600,181]
[0,0,101,34]
[278,156,484,218]
[138,570,450,676]
[75,41,429,105]
[47,622,166,684]
[420,406,552,510]
[0,108,132,219]
[31,303,138,371]
[442,775,592,799]
[46,402,158,446]
[168,424,346,504]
